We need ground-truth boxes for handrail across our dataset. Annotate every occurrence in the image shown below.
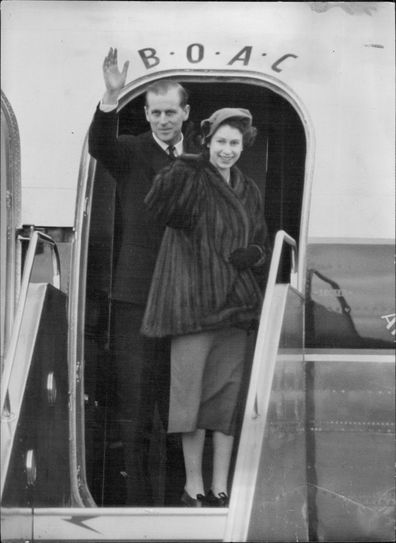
[224,230,299,542]
[250,229,298,419]
[1,230,61,414]
[18,230,61,291]
[267,229,298,292]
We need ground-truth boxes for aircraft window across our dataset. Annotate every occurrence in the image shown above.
[84,79,306,506]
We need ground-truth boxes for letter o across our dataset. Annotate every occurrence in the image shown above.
[187,43,204,64]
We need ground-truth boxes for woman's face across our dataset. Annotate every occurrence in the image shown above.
[208,124,243,175]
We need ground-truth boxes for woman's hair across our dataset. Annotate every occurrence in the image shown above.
[202,117,257,149]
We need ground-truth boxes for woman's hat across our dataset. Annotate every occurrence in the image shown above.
[200,108,253,139]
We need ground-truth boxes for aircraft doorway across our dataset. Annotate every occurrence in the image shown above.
[83,78,307,507]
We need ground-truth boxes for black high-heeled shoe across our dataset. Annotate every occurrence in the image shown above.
[205,489,229,507]
[181,489,205,507]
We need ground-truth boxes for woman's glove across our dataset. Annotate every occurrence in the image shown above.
[228,245,264,270]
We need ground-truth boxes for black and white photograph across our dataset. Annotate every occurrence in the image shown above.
[1,1,395,541]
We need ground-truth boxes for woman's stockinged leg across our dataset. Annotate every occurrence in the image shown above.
[182,429,206,497]
[212,431,234,496]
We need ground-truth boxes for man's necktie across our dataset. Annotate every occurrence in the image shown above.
[167,145,177,159]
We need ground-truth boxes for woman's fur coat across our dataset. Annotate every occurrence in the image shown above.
[141,154,269,337]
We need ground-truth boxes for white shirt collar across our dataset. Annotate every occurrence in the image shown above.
[152,132,184,156]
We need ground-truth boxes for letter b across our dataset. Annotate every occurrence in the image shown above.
[138,48,160,69]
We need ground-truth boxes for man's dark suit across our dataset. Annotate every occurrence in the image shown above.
[88,106,193,505]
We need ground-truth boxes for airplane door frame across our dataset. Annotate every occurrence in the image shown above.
[1,91,31,542]
[1,91,21,370]
[68,68,314,512]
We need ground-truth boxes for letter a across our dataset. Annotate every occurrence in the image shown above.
[381,313,396,332]
[228,46,252,66]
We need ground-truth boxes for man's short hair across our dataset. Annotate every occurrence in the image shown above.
[145,80,189,108]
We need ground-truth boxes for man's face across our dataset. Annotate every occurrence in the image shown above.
[145,88,190,146]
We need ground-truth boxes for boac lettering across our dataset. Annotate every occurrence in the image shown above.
[137,44,299,72]
[187,43,204,63]
[227,46,253,66]
[138,48,160,69]
[271,53,298,72]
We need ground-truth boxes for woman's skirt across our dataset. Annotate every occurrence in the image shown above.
[168,326,248,435]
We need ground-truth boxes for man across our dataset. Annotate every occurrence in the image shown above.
[88,47,195,506]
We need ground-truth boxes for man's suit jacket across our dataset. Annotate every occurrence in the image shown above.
[88,106,196,305]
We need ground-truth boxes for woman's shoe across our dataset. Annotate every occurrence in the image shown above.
[205,489,229,507]
[181,489,205,507]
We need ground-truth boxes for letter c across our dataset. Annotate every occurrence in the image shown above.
[271,54,298,73]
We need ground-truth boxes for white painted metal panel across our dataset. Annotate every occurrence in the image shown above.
[31,507,226,541]
[1,2,394,238]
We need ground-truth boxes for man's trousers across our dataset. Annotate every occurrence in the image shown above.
[109,301,184,505]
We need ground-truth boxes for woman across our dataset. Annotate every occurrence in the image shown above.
[141,108,269,507]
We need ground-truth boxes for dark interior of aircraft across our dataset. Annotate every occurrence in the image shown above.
[119,81,306,247]
[83,80,306,506]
